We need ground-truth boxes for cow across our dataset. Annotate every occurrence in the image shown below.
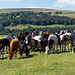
[45,34,58,54]
[70,30,75,53]
[7,34,19,42]
[0,38,10,53]
[60,31,72,51]
[0,44,4,58]
[19,41,29,56]
[8,39,19,60]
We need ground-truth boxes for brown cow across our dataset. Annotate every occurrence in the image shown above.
[0,44,4,58]
[8,39,19,60]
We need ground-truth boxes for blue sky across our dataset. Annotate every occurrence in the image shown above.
[0,0,75,10]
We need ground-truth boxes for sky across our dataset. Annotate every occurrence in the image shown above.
[0,0,75,10]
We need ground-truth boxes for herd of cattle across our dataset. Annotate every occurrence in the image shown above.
[0,30,75,60]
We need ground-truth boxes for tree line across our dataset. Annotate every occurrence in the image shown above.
[0,26,75,35]
[0,11,75,28]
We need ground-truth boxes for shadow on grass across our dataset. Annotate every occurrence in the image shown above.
[18,54,37,59]
[57,50,71,54]
[0,57,8,60]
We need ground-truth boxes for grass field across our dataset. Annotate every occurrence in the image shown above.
[5,24,75,30]
[0,50,75,75]
[0,35,7,39]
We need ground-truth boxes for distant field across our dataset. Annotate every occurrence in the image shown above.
[55,13,75,18]
[5,24,75,30]
[0,35,7,39]
[5,25,28,30]
[0,8,56,13]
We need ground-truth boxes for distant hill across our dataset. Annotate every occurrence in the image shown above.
[0,8,75,18]
[0,8,56,13]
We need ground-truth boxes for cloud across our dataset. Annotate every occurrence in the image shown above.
[53,0,75,8]
[0,0,20,1]
[26,6,54,9]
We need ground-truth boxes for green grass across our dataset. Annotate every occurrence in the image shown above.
[5,25,28,30]
[0,35,7,39]
[0,50,75,75]
[5,24,75,30]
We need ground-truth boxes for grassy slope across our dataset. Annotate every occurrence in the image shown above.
[0,8,75,18]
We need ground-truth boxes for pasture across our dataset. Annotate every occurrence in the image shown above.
[0,50,75,75]
[0,35,75,75]
[5,24,75,30]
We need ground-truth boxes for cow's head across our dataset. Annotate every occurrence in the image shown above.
[60,34,70,42]
[8,52,13,60]
[25,35,31,45]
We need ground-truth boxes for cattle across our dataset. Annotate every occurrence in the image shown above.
[31,31,49,53]
[58,30,71,35]
[45,34,58,54]
[70,30,75,53]
[60,31,72,51]
[8,39,19,60]
[7,34,19,42]
[19,41,29,56]
[0,38,10,53]
[0,44,4,58]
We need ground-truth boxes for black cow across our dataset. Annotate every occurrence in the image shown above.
[19,41,29,56]
[0,38,10,53]
[71,30,75,53]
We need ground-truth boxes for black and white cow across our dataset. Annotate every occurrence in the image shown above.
[59,30,72,51]
[45,34,59,54]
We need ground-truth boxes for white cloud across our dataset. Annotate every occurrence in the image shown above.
[0,0,20,1]
[53,0,75,8]
[26,6,54,9]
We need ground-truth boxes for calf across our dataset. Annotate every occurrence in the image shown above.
[8,39,19,60]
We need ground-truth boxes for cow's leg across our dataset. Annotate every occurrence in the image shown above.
[0,50,1,57]
[62,45,64,52]
[64,45,66,52]
[52,45,55,53]
[9,45,10,52]
[2,48,4,58]
[56,45,58,53]
[45,46,49,54]
[6,46,8,54]
[3,46,4,52]
[14,50,17,58]
[26,44,29,56]
[72,47,75,53]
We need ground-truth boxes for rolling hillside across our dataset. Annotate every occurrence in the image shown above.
[0,8,75,18]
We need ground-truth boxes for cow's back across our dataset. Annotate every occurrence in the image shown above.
[10,39,19,52]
